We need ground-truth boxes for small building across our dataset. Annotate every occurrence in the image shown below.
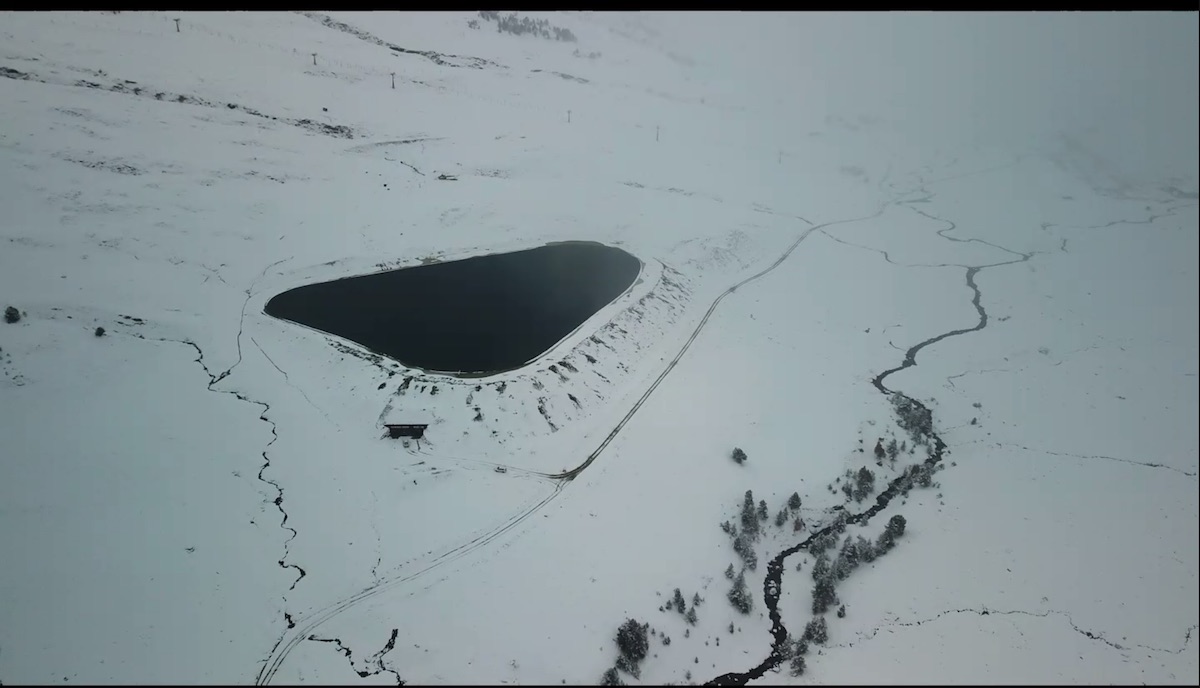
[384,423,428,440]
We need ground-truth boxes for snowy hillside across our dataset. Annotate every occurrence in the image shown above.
[1,11,1196,685]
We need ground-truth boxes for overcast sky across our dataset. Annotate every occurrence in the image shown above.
[641,12,1198,187]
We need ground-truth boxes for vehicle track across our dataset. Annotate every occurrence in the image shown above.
[255,201,899,685]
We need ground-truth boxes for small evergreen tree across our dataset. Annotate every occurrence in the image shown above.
[788,492,802,510]
[886,514,907,538]
[876,528,896,553]
[812,578,838,614]
[724,563,736,579]
[811,551,831,581]
[4,306,19,324]
[855,467,876,498]
[727,570,753,614]
[614,655,640,679]
[600,667,623,686]
[840,536,860,570]
[886,438,899,460]
[837,604,846,618]
[804,616,829,645]
[789,652,806,677]
[673,588,686,614]
[685,607,698,625]
[731,447,747,465]
[856,535,877,563]
[740,490,758,537]
[757,499,768,521]
[692,592,702,607]
[774,509,787,528]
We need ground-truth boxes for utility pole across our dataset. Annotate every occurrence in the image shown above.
[173,18,180,33]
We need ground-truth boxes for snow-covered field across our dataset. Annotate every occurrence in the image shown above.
[1,11,1195,685]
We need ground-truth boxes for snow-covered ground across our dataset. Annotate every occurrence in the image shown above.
[1,11,1195,686]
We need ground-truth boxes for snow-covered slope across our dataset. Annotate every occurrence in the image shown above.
[1,11,1195,685]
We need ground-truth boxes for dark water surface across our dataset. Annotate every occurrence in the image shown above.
[264,241,641,375]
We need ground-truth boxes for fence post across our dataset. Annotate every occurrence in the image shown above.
[656,125,660,142]
[391,72,396,89]
[312,52,318,66]
[174,18,180,33]
[567,109,571,124]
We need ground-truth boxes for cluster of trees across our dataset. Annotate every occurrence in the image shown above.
[810,515,907,614]
[840,466,877,503]
[476,11,578,42]
[891,392,934,445]
[726,568,753,614]
[602,618,649,683]
[721,488,809,614]
[663,587,700,625]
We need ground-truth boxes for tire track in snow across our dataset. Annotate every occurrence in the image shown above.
[256,203,908,684]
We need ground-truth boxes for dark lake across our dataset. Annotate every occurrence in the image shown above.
[264,241,641,375]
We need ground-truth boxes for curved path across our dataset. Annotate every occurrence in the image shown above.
[255,201,901,685]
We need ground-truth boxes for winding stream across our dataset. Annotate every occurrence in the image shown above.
[706,209,1033,686]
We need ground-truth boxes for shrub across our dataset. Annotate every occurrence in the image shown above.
[732,447,747,465]
[600,667,623,686]
[724,563,736,579]
[94,326,106,337]
[837,604,846,618]
[4,306,19,324]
